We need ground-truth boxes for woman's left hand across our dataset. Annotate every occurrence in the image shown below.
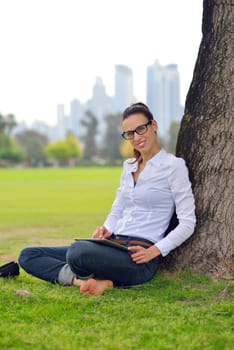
[128,245,161,264]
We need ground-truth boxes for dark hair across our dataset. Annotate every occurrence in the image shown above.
[122,102,154,122]
[122,102,154,161]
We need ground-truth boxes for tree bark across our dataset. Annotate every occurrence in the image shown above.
[165,0,234,278]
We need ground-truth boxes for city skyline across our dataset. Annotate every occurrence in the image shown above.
[12,61,182,143]
[0,0,203,125]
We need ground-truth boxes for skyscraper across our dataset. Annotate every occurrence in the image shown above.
[57,104,67,139]
[147,61,182,138]
[69,99,84,137]
[114,64,134,112]
[85,77,113,136]
[86,78,112,117]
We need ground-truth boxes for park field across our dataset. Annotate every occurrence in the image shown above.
[0,167,121,261]
[0,167,233,350]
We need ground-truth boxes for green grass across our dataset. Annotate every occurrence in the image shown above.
[0,167,233,350]
[0,167,121,256]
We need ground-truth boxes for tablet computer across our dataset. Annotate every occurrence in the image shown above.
[74,238,129,251]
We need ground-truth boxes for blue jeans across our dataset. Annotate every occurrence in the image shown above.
[19,239,160,287]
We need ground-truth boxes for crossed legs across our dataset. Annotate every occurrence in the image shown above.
[19,240,159,295]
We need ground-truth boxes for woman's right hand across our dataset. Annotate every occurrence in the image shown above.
[92,225,111,239]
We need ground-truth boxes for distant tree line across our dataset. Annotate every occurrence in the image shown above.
[0,113,21,165]
[0,111,180,167]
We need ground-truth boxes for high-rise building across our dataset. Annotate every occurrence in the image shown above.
[85,77,113,137]
[69,99,84,137]
[114,65,134,112]
[57,104,67,139]
[147,60,183,138]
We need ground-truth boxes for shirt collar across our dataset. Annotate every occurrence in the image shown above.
[125,149,166,173]
[148,148,167,168]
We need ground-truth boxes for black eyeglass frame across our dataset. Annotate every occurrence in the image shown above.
[121,120,153,140]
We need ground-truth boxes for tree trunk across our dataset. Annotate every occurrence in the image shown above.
[165,0,234,278]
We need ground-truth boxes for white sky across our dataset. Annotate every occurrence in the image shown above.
[0,0,203,125]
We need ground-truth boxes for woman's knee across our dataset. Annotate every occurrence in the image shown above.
[66,241,90,266]
[66,242,80,265]
[18,247,40,269]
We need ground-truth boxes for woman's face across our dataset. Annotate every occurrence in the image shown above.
[122,113,158,155]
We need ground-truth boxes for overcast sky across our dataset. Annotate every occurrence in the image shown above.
[0,0,203,125]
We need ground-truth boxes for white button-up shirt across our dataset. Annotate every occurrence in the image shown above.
[104,149,196,256]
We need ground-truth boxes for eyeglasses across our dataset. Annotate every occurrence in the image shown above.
[121,120,152,140]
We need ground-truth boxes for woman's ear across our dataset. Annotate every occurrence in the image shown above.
[152,119,158,133]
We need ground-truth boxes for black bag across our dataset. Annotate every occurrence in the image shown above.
[0,261,20,277]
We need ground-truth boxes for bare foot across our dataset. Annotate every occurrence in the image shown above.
[80,278,113,295]
[72,277,86,288]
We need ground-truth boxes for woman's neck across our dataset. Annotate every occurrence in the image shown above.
[141,145,161,165]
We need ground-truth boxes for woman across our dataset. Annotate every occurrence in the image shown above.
[19,102,196,295]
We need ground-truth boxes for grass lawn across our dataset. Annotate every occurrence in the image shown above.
[0,167,233,350]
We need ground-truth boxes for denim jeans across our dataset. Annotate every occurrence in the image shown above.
[19,240,160,287]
